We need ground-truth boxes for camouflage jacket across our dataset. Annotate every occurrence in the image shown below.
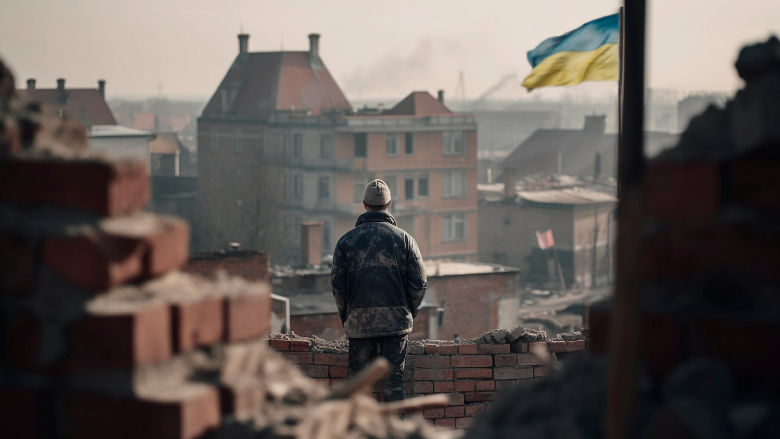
[331,211,427,338]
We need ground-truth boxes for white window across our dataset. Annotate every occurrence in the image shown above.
[442,171,467,198]
[443,213,466,242]
[293,133,303,158]
[320,133,332,159]
[318,176,330,199]
[443,131,466,155]
[386,133,398,156]
[293,174,303,199]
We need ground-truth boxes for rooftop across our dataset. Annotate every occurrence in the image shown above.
[19,84,116,126]
[517,188,616,206]
[88,125,153,138]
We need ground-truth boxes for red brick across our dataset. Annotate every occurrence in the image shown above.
[223,286,270,342]
[528,342,547,355]
[494,354,515,367]
[0,387,37,438]
[516,353,546,366]
[434,381,454,393]
[329,366,348,378]
[436,344,459,355]
[464,392,494,403]
[269,339,290,351]
[69,303,171,370]
[299,364,329,378]
[414,355,450,369]
[476,344,510,354]
[171,297,223,352]
[475,380,495,391]
[495,380,520,390]
[533,366,549,378]
[445,405,465,418]
[413,382,433,394]
[454,380,475,392]
[451,355,492,368]
[456,417,474,429]
[455,368,492,379]
[435,418,455,428]
[567,340,586,351]
[458,344,478,355]
[0,234,36,294]
[447,393,465,406]
[0,159,149,216]
[139,216,189,278]
[424,344,437,354]
[282,352,312,364]
[547,340,567,352]
[644,160,719,222]
[289,339,311,351]
[509,340,528,353]
[465,404,486,417]
[70,384,220,439]
[423,408,444,419]
[313,353,348,366]
[414,368,453,381]
[494,367,533,380]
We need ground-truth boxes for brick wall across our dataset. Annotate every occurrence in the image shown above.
[183,250,270,282]
[268,335,586,429]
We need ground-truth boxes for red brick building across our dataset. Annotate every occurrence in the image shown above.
[197,33,478,263]
[18,78,116,127]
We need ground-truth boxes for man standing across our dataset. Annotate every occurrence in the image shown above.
[331,179,427,401]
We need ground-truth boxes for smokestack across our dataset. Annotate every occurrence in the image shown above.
[300,222,324,266]
[308,33,320,59]
[26,78,35,90]
[437,89,444,104]
[56,78,67,105]
[238,33,249,55]
[503,168,516,199]
[98,79,106,99]
[57,78,65,92]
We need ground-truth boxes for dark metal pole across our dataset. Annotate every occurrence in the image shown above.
[607,1,646,438]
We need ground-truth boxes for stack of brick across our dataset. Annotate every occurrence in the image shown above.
[268,330,586,429]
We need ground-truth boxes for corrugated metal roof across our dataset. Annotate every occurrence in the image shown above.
[518,188,616,205]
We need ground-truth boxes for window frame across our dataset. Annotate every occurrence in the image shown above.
[320,133,332,159]
[293,132,303,159]
[418,174,429,197]
[404,177,414,200]
[442,212,467,242]
[404,132,414,155]
[442,170,467,198]
[354,133,367,158]
[318,175,330,199]
[386,133,398,156]
[443,131,466,155]
[293,174,303,199]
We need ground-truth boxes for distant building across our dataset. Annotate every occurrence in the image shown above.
[479,186,616,289]
[18,78,116,127]
[677,93,727,132]
[197,33,478,263]
[87,125,155,165]
[149,132,192,177]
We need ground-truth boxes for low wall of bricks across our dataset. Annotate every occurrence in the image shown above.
[268,336,586,429]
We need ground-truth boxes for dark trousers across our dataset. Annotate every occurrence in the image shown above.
[348,335,408,401]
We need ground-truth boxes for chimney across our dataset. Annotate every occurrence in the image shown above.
[300,221,324,266]
[437,89,444,104]
[57,78,65,92]
[98,79,106,99]
[503,168,516,199]
[238,33,249,55]
[583,114,606,133]
[308,33,320,59]
[26,78,36,90]
[56,78,68,105]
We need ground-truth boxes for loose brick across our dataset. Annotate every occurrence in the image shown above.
[171,297,223,352]
[516,353,547,366]
[464,392,494,403]
[407,343,424,355]
[465,404,486,417]
[313,353,348,366]
[299,364,329,378]
[436,344,459,355]
[494,354,516,367]
[447,393,465,406]
[414,355,450,369]
[476,344,510,354]
[445,405,465,418]
[424,344,437,354]
[269,339,290,351]
[289,339,311,351]
[456,417,474,429]
[451,355,492,368]
[547,340,568,352]
[435,418,455,428]
[454,380,475,392]
[475,380,495,391]
[458,344,478,355]
[494,367,534,380]
[533,366,549,378]
[414,368,453,381]
[434,381,454,393]
[223,285,271,342]
[455,368,492,379]
[0,159,149,216]
[282,352,312,364]
[329,366,348,378]
[413,382,433,394]
[139,216,189,278]
[423,408,444,419]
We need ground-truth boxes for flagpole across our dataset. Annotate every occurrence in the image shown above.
[551,245,567,291]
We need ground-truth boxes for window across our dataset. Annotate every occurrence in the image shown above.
[233,129,243,154]
[443,213,466,242]
[405,132,414,155]
[293,174,303,199]
[384,176,397,199]
[320,133,332,159]
[418,174,429,197]
[354,133,367,157]
[354,178,367,203]
[293,133,303,158]
[405,177,414,200]
[318,176,330,199]
[442,171,467,198]
[443,131,466,155]
[386,133,398,156]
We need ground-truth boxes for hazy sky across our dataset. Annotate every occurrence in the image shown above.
[2,0,778,101]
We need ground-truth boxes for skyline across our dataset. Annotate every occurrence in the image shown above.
[2,1,779,101]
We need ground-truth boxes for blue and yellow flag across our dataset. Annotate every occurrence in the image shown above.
[522,13,619,91]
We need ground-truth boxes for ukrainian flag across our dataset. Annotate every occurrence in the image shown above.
[522,13,619,91]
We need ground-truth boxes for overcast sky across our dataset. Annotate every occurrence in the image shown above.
[2,0,778,101]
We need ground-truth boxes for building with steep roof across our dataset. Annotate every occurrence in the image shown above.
[18,78,116,127]
[197,34,478,263]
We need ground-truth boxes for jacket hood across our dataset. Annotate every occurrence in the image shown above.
[356,210,397,227]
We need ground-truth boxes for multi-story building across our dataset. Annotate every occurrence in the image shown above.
[197,33,478,263]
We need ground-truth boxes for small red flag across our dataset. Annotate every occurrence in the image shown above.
[535,229,555,249]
